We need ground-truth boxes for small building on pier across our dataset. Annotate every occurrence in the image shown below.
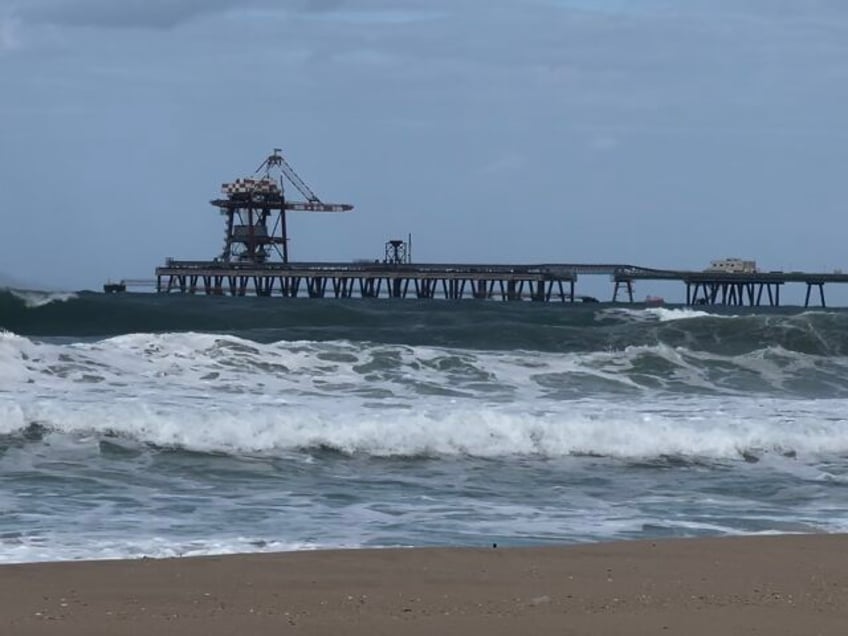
[705,258,758,274]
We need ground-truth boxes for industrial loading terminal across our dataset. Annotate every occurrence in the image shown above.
[114,149,847,308]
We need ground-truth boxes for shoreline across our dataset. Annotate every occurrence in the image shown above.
[2,534,847,635]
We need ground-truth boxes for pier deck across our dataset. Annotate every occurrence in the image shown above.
[152,260,848,307]
[155,260,580,302]
[611,267,848,308]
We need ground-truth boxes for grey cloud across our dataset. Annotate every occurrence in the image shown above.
[3,0,848,287]
[10,0,349,29]
[0,16,19,50]
[11,0,411,29]
[680,0,848,24]
[16,0,243,29]
[300,0,345,11]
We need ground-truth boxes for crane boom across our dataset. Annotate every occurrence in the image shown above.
[285,202,353,212]
[277,155,321,203]
[258,148,322,203]
[210,199,353,212]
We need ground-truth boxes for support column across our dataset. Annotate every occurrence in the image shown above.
[805,282,826,308]
[613,280,633,303]
[507,280,518,300]
[532,280,546,302]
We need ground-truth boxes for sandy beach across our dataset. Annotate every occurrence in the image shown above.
[1,534,846,635]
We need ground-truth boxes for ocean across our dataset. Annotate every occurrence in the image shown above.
[2,289,847,563]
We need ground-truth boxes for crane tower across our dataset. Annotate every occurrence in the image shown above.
[211,149,353,263]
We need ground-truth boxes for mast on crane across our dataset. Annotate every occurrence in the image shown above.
[212,149,353,264]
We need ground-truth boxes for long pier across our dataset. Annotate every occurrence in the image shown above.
[154,260,581,302]
[132,151,848,308]
[610,266,848,308]
[150,260,848,307]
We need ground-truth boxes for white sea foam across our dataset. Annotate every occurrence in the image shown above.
[4,383,848,460]
[602,307,732,322]
[4,329,848,565]
[646,307,719,321]
[5,330,841,401]
[8,289,78,308]
[2,331,848,459]
[0,536,328,564]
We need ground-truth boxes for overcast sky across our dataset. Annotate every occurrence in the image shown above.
[2,0,848,301]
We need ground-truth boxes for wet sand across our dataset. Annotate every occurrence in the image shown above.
[2,534,847,635]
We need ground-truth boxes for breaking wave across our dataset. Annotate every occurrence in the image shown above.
[6,289,78,309]
[3,289,848,357]
[2,330,848,460]
[4,292,848,564]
